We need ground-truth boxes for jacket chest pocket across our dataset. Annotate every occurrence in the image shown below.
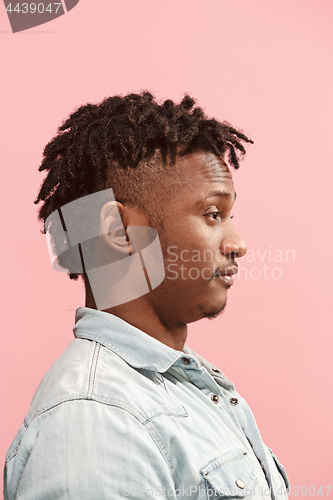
[200,449,257,499]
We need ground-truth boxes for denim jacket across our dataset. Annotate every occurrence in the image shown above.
[4,307,290,499]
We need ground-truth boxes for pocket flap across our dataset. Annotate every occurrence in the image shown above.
[200,449,256,497]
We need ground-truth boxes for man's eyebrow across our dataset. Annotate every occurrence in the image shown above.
[202,191,237,201]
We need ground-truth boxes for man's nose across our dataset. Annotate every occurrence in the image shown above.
[221,222,247,259]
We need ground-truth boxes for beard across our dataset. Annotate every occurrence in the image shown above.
[201,300,227,321]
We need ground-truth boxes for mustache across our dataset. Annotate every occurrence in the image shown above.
[213,264,238,278]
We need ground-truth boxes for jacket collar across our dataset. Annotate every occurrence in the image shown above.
[73,307,184,373]
[73,307,234,389]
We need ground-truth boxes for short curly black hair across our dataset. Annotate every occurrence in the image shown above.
[35,91,253,280]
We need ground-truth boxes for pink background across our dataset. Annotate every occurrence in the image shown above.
[1,0,333,495]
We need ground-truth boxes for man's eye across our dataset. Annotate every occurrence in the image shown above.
[206,211,222,221]
[205,213,234,221]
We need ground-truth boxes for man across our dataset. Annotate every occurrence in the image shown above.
[4,93,290,499]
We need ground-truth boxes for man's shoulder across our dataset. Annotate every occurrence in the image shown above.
[24,334,235,428]
[25,337,138,425]
[25,335,189,426]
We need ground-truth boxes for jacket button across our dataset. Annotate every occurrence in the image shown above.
[181,357,191,365]
[211,394,219,404]
[229,397,239,405]
[212,368,220,373]
[236,479,245,489]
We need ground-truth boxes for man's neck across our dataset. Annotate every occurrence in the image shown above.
[85,285,188,351]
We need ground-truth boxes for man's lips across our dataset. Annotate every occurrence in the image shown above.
[213,266,238,286]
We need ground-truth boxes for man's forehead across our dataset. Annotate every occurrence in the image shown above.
[202,152,232,177]
[165,151,236,213]
[179,151,233,180]
[177,151,234,192]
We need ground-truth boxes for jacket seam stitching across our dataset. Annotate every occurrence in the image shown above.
[86,342,101,399]
[146,421,176,484]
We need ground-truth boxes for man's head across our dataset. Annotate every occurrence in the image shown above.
[130,151,247,324]
[35,92,251,323]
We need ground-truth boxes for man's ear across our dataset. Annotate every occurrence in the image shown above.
[100,201,131,255]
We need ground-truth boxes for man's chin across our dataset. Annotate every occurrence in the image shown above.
[201,301,227,321]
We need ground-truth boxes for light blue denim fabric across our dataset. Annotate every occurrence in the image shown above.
[4,307,290,500]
